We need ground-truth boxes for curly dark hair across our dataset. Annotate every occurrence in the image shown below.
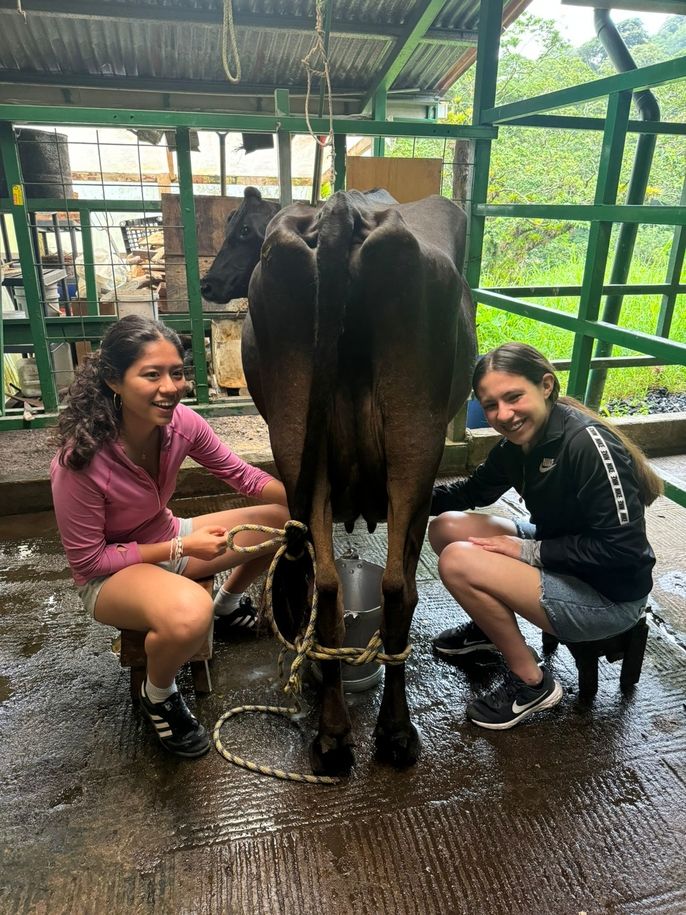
[55,314,184,470]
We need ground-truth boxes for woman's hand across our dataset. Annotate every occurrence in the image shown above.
[468,534,523,560]
[181,525,229,560]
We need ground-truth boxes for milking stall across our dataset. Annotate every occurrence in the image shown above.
[1,0,685,912]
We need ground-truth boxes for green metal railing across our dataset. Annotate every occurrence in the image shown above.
[465,0,685,507]
[0,93,493,431]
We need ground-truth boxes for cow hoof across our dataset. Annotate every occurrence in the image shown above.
[310,735,355,777]
[374,723,421,768]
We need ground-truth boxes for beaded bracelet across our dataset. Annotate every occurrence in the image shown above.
[169,535,184,565]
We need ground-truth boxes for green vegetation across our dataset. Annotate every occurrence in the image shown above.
[388,13,686,407]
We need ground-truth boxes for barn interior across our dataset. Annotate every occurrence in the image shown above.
[1,1,685,913]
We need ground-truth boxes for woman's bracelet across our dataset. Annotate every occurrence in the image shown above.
[169,535,184,564]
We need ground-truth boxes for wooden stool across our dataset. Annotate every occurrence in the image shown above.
[119,576,215,704]
[542,611,649,701]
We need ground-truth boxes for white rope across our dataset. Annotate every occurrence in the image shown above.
[222,0,241,83]
[302,0,336,184]
[16,0,26,21]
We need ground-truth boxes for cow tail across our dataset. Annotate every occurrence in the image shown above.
[292,192,355,525]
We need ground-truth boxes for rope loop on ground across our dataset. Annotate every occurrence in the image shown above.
[213,518,411,783]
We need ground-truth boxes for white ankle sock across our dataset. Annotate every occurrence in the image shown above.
[144,677,178,704]
[213,587,243,616]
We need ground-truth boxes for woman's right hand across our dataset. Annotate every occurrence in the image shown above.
[181,525,229,560]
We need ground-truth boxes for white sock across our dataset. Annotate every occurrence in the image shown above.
[213,587,243,617]
[144,677,178,704]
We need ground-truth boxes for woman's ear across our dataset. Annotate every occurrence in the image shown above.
[541,373,555,399]
[105,379,121,395]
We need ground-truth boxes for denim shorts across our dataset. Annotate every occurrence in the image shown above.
[515,519,649,643]
[77,517,194,619]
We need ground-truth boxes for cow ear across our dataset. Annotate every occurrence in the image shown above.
[244,186,262,201]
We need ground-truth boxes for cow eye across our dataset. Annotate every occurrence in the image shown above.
[239,225,250,238]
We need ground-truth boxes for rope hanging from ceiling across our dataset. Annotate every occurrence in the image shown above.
[222,0,242,83]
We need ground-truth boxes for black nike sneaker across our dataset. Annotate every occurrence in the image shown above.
[466,666,563,730]
[432,621,498,657]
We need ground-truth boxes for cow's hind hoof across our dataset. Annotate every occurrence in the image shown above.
[310,734,355,777]
[374,723,421,768]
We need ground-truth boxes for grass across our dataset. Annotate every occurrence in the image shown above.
[478,248,686,406]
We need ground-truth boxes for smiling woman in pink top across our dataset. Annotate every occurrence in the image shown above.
[51,314,289,759]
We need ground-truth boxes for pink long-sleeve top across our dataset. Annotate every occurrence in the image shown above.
[51,402,274,585]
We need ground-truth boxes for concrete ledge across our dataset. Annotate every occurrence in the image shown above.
[1,413,684,517]
[463,412,686,471]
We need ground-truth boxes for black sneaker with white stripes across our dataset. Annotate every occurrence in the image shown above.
[466,666,563,730]
[139,684,210,758]
[432,621,498,657]
[214,594,258,629]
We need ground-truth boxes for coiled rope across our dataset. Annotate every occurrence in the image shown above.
[212,520,411,784]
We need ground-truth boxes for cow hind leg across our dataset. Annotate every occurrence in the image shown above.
[373,508,426,768]
[308,494,355,777]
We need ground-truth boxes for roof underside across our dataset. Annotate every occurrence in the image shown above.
[0,0,532,114]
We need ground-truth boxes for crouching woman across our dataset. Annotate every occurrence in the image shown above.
[429,343,660,730]
[51,315,289,758]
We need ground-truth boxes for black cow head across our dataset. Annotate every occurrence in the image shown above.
[200,186,280,304]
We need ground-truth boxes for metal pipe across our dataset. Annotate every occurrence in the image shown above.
[586,9,660,409]
[218,132,227,196]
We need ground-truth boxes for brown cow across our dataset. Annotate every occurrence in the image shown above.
[228,188,477,775]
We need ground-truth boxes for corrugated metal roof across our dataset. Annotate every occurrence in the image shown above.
[0,1,532,110]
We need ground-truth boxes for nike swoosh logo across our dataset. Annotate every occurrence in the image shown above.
[464,638,486,646]
[539,463,556,473]
[512,696,545,714]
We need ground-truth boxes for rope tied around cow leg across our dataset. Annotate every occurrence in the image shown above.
[212,519,412,784]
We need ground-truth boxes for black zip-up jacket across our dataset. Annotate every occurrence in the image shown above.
[431,403,655,602]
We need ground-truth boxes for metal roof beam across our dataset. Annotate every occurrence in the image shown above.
[0,0,478,44]
[361,0,452,112]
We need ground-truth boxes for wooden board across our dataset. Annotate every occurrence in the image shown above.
[161,194,244,313]
[346,157,443,203]
[211,317,247,390]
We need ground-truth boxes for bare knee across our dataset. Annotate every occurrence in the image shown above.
[437,541,485,592]
[429,511,472,555]
[155,586,213,645]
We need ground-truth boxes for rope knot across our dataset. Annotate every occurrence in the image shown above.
[283,519,308,560]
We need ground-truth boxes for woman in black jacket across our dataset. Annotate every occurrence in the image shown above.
[429,343,661,730]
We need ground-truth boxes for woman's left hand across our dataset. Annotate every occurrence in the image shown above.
[468,535,523,560]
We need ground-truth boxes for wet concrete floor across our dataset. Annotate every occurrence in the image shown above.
[1,488,685,914]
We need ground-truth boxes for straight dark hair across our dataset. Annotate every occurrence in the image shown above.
[473,343,663,506]
[55,315,184,470]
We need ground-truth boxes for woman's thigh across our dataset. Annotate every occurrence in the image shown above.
[429,510,518,554]
[438,541,554,633]
[182,502,290,580]
[94,563,212,633]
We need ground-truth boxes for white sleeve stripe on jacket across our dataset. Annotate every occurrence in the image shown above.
[586,426,630,526]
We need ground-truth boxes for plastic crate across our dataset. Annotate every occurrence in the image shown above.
[120,216,163,254]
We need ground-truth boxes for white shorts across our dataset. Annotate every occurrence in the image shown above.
[77,517,194,619]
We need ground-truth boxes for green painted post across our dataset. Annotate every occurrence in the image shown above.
[466,0,504,290]
[274,89,293,207]
[333,133,346,191]
[174,127,209,404]
[567,90,632,400]
[79,210,99,315]
[372,89,387,157]
[656,173,686,339]
[0,121,58,412]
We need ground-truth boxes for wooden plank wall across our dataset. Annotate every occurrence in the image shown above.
[346,157,443,203]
